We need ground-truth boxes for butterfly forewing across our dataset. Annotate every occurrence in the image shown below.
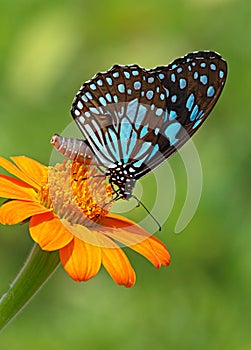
[71,64,168,170]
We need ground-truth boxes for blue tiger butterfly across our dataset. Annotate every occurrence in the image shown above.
[51,51,227,200]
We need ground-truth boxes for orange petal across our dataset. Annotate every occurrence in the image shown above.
[129,235,170,268]
[101,213,142,229]
[62,220,125,248]
[0,156,42,190]
[59,220,102,247]
[11,156,47,188]
[60,237,101,282]
[106,228,170,267]
[30,212,73,251]
[101,244,136,288]
[91,231,135,287]
[0,175,37,201]
[0,200,51,225]
[99,213,152,245]
[100,214,170,268]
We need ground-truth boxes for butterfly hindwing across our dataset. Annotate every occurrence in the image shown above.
[152,51,227,127]
[132,51,227,176]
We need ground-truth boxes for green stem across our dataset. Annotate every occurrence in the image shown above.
[0,244,60,332]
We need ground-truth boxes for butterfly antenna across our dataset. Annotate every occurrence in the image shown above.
[131,195,161,231]
[97,165,105,173]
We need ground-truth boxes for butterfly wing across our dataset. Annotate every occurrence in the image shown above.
[71,51,227,178]
[137,50,227,177]
[71,64,167,169]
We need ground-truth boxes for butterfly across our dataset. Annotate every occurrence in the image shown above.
[51,51,227,200]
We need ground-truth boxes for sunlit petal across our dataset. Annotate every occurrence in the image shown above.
[101,244,136,288]
[99,213,152,245]
[129,235,170,268]
[60,237,101,282]
[0,200,51,225]
[0,156,41,190]
[100,213,141,229]
[11,156,47,188]
[30,213,73,251]
[101,227,170,268]
[99,214,170,267]
[60,220,101,246]
[0,175,37,201]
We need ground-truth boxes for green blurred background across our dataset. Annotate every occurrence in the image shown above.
[1,0,251,349]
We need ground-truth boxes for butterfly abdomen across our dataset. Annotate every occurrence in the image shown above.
[50,134,98,164]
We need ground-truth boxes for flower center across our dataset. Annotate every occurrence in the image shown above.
[39,161,113,226]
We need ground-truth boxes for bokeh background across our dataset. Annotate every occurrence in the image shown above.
[1,0,251,349]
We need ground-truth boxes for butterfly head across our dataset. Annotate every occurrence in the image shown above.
[106,163,136,200]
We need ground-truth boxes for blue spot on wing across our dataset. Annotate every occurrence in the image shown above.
[106,129,120,162]
[133,153,151,168]
[134,81,141,90]
[210,63,216,71]
[97,79,103,86]
[120,119,132,163]
[118,84,125,93]
[200,75,208,85]
[126,99,138,123]
[90,83,96,90]
[77,101,83,109]
[219,70,224,78]
[135,105,147,128]
[106,77,112,85]
[146,90,154,100]
[190,105,199,121]
[156,108,163,116]
[106,93,112,102]
[126,130,137,161]
[171,73,176,82]
[84,124,111,161]
[135,142,152,159]
[86,92,93,99]
[140,125,148,138]
[192,119,202,129]
[99,97,107,106]
[81,95,88,102]
[132,70,139,76]
[89,107,100,114]
[164,122,181,146]
[169,110,177,120]
[148,144,159,160]
[207,86,215,97]
[186,93,195,111]
[179,78,186,89]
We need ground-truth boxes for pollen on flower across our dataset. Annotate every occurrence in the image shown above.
[39,161,112,226]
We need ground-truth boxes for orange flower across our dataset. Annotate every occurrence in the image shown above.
[0,156,170,287]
